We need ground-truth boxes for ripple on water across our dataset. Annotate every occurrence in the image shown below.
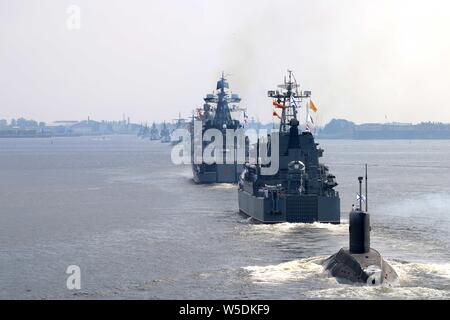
[243,256,450,299]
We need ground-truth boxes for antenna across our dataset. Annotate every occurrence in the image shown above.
[365,164,368,212]
[256,138,260,175]
[358,176,363,210]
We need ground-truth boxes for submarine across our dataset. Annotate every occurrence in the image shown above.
[323,166,399,286]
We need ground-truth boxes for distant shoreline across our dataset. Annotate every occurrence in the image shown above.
[0,133,133,139]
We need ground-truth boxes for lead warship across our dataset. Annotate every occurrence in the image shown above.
[191,74,245,183]
[238,71,340,223]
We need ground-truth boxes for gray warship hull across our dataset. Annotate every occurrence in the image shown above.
[193,163,244,184]
[238,189,340,223]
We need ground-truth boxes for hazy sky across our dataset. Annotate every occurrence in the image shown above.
[1,0,450,125]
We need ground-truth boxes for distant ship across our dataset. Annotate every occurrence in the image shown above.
[150,122,160,140]
[238,71,340,223]
[191,73,246,183]
[160,121,171,143]
[137,123,150,139]
[170,113,187,145]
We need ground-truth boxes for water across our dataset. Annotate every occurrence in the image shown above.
[0,136,449,299]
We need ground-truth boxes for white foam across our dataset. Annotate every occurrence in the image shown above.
[246,222,348,236]
[389,260,450,282]
[243,256,327,284]
[209,183,237,190]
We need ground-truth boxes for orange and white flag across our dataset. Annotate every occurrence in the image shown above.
[309,99,318,112]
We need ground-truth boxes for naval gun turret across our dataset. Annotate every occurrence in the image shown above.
[323,166,399,285]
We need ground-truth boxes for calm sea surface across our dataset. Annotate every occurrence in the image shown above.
[0,135,449,299]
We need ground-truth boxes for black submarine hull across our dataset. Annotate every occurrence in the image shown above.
[323,248,399,286]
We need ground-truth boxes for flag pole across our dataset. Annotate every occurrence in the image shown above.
[305,100,310,131]
[365,164,368,212]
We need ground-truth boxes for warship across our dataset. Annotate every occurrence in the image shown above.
[137,123,149,139]
[149,122,160,140]
[160,121,171,143]
[323,168,399,286]
[170,113,187,145]
[238,71,340,223]
[191,74,246,183]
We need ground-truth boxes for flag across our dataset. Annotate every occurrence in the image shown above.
[273,100,287,109]
[272,110,281,119]
[309,99,318,112]
[308,114,314,125]
[290,96,300,109]
[356,194,366,202]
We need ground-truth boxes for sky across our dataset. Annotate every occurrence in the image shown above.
[1,0,450,125]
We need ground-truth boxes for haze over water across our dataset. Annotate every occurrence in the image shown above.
[0,136,449,299]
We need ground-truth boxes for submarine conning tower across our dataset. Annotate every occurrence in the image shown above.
[323,167,399,286]
[349,176,371,254]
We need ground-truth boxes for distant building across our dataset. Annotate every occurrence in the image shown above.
[70,120,100,135]
[318,119,450,139]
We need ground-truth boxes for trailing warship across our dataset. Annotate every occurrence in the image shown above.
[160,121,171,143]
[191,74,246,183]
[150,122,160,140]
[137,123,149,139]
[170,113,187,145]
[238,71,340,223]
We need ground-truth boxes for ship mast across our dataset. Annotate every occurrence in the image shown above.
[267,70,311,133]
[204,72,242,130]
